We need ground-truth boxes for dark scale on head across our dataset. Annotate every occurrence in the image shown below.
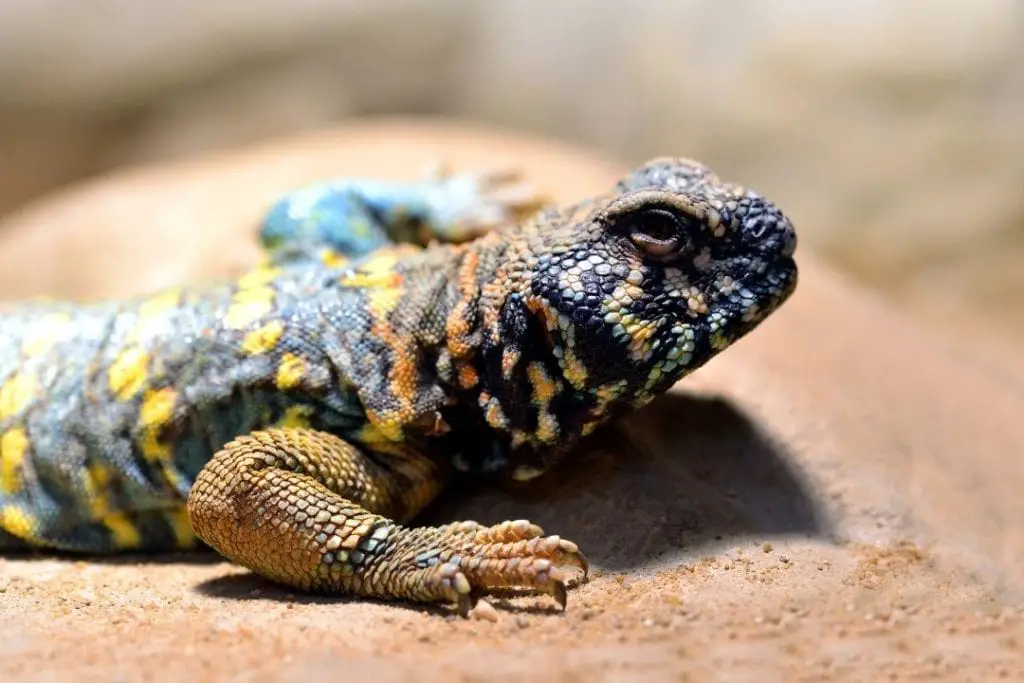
[455,157,798,480]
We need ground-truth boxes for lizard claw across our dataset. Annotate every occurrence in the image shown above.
[463,167,548,225]
[418,164,550,242]
[403,519,587,616]
[422,161,521,188]
[457,589,475,618]
[552,581,568,612]
[577,548,590,579]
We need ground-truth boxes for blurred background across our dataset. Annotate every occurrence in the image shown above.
[0,0,1021,347]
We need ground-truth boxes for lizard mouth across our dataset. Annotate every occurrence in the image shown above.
[763,256,799,308]
[717,256,799,333]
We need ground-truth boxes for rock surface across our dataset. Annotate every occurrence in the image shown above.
[1,121,1022,681]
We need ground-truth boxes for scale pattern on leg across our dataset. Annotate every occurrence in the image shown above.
[187,429,587,612]
[258,168,545,266]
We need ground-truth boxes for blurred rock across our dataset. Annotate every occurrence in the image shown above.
[0,0,1021,343]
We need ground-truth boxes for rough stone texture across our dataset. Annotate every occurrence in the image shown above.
[1,121,1022,681]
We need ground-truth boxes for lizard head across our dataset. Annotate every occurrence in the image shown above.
[493,157,798,479]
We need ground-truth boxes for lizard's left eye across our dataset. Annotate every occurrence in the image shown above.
[627,208,693,260]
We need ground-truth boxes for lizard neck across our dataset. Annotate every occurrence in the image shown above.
[433,231,600,480]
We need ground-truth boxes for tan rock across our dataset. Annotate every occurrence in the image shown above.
[0,120,1021,681]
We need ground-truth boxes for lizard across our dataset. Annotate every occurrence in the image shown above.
[0,157,798,615]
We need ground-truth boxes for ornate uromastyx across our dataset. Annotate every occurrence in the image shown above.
[0,158,797,614]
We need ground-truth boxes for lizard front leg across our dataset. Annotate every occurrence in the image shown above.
[186,428,587,614]
[257,168,546,266]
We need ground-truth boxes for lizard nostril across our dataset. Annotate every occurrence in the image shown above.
[782,231,798,258]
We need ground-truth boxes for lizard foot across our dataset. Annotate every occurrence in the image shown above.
[419,163,550,240]
[395,518,589,616]
[187,428,586,616]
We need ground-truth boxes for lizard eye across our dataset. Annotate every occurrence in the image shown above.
[626,208,694,261]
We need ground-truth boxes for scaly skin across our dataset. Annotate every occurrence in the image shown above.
[0,159,798,614]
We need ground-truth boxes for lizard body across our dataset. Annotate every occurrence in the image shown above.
[0,158,798,613]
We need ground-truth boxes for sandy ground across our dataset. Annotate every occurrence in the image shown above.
[1,120,1022,681]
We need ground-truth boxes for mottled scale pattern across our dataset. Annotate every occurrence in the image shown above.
[189,429,583,609]
[0,160,798,614]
